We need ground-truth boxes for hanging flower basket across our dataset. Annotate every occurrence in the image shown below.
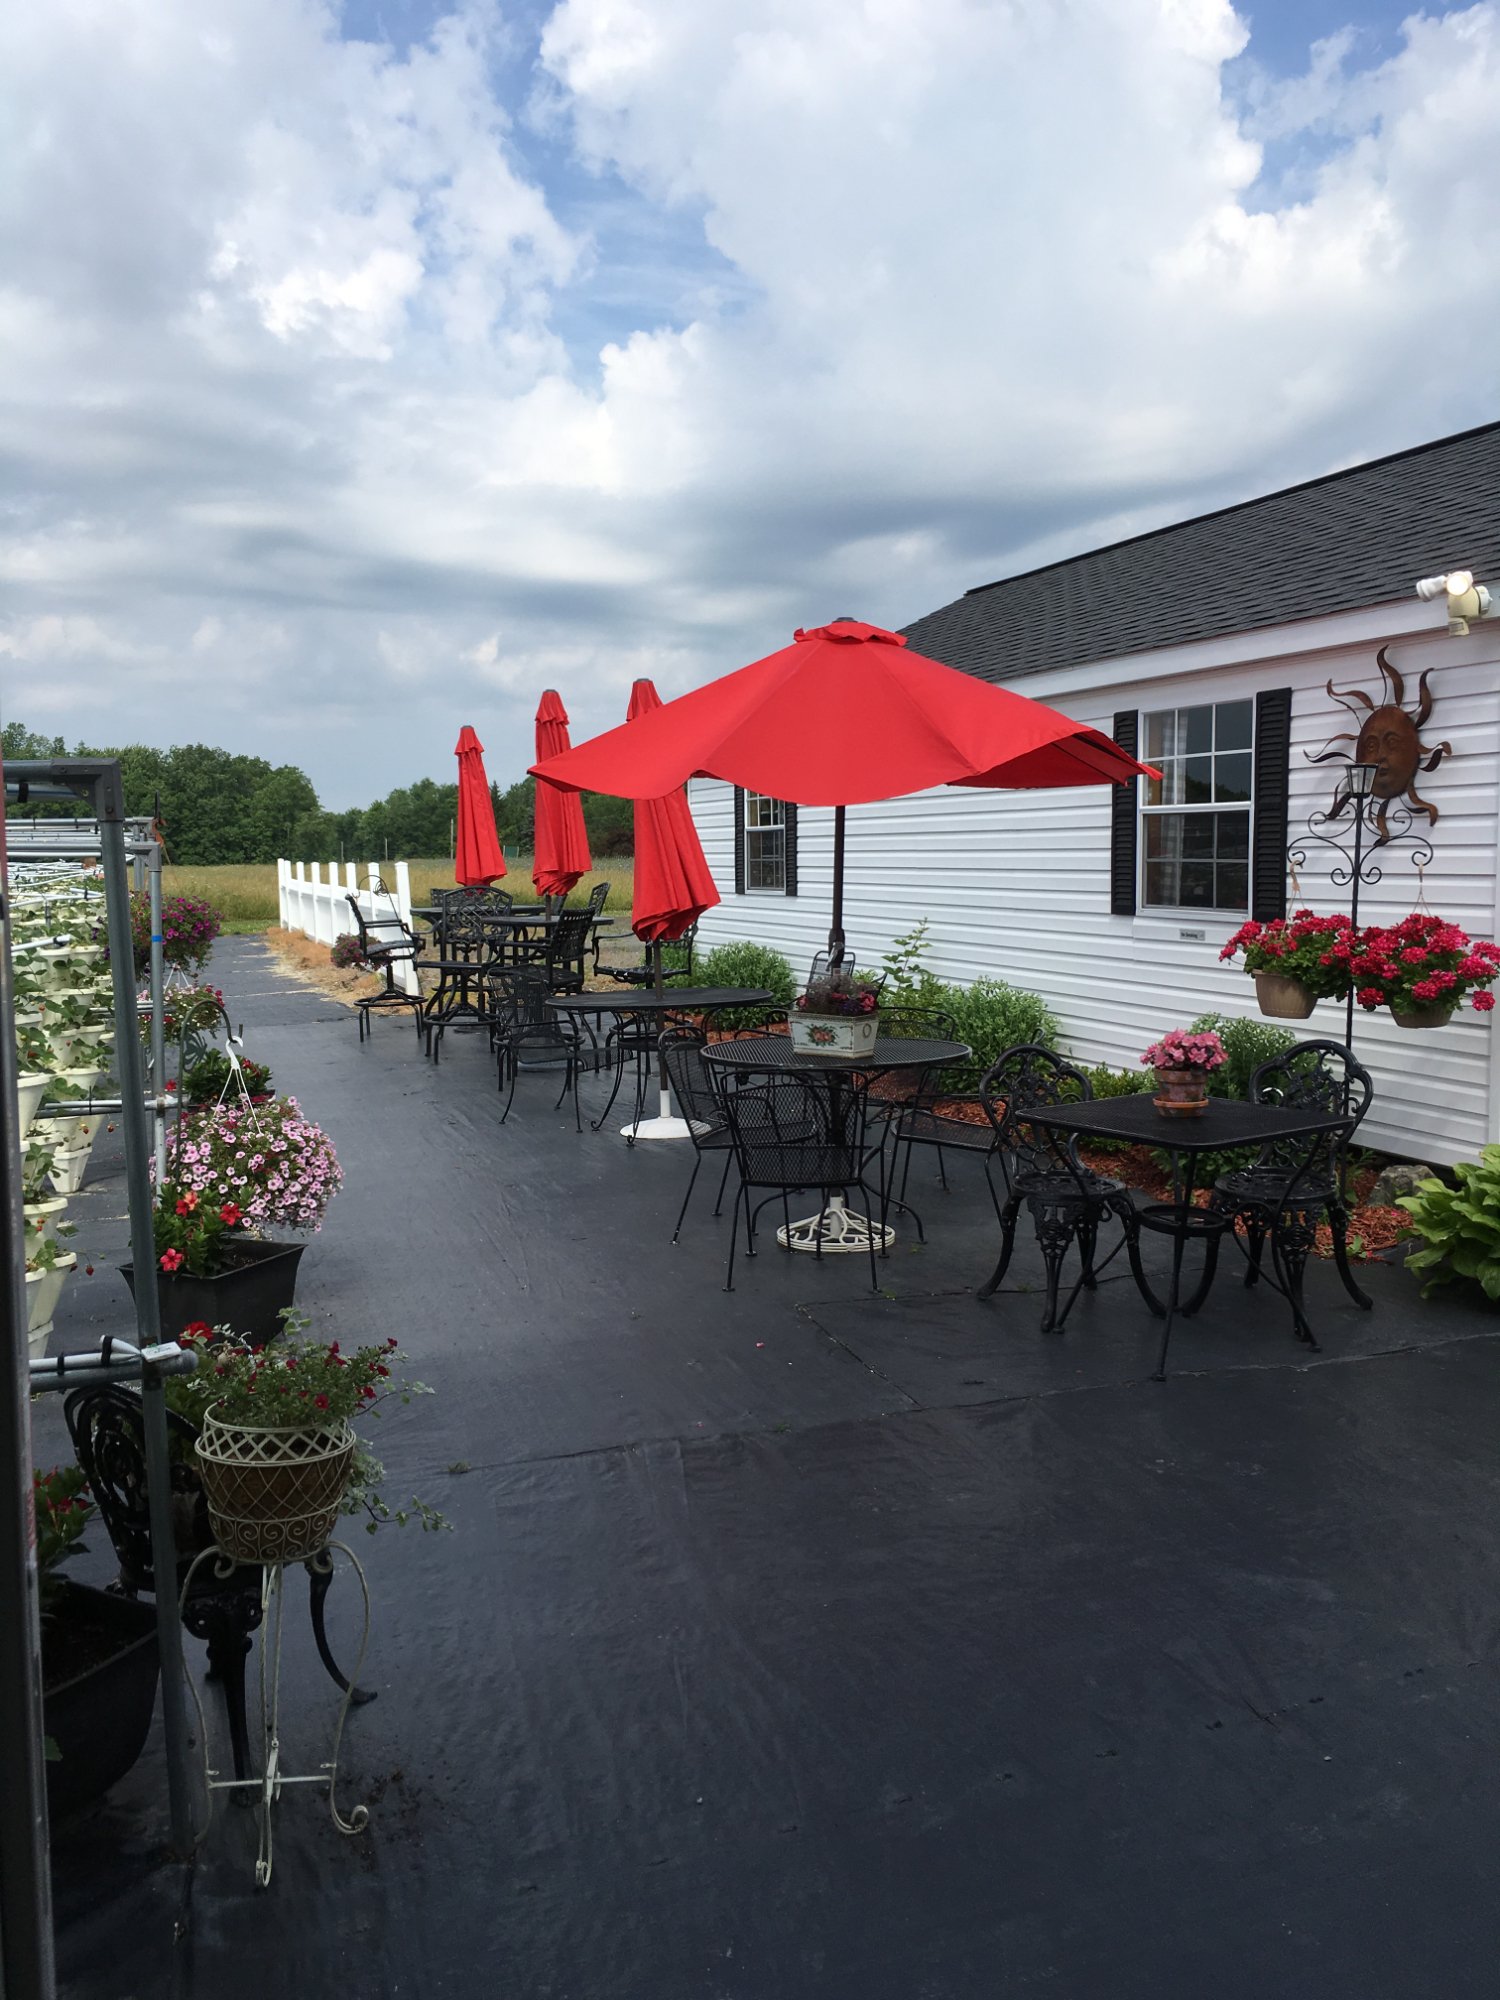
[1390,1002,1456,1030]
[1252,971,1317,1020]
[195,1409,356,1564]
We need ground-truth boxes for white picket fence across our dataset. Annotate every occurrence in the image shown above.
[276,859,420,995]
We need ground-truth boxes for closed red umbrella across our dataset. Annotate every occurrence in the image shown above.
[531,619,1156,957]
[532,690,592,899]
[453,725,506,886]
[627,678,720,945]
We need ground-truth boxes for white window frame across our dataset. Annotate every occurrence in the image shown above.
[1137,698,1255,916]
[743,791,787,894]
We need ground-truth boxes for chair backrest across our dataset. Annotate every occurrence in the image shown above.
[488,964,554,1029]
[880,1004,958,1042]
[713,1069,852,1186]
[586,881,610,918]
[477,886,513,914]
[808,947,856,983]
[659,1026,722,1138]
[977,1043,1092,1187]
[547,909,594,972]
[64,1383,209,1595]
[1248,1038,1373,1177]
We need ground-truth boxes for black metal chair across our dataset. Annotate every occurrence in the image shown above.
[423,904,502,1061]
[544,909,594,994]
[976,1044,1143,1333]
[660,1026,736,1239]
[1200,1039,1375,1336]
[64,1384,372,1788]
[488,966,585,1130]
[603,925,698,988]
[863,1005,1003,1238]
[342,892,427,1043]
[709,1066,883,1292]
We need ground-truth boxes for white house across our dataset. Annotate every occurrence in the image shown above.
[689,421,1500,1166]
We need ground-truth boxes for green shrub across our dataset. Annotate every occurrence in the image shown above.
[879,919,954,1013]
[697,939,797,1028]
[1075,1061,1152,1153]
[949,978,1058,1083]
[1186,1011,1297,1101]
[1398,1150,1500,1299]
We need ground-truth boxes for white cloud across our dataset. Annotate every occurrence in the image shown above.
[0,0,1497,807]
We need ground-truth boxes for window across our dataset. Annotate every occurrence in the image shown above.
[743,792,787,891]
[1139,699,1253,911]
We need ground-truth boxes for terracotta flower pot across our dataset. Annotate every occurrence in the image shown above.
[1390,1002,1455,1030]
[195,1410,356,1564]
[1152,1066,1210,1117]
[1253,971,1317,1020]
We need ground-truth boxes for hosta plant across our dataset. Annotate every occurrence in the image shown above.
[1397,1149,1500,1300]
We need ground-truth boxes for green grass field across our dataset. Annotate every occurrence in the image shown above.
[164,858,635,933]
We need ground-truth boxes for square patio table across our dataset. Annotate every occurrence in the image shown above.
[1024,1093,1353,1379]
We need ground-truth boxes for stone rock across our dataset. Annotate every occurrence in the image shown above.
[1369,1161,1442,1207]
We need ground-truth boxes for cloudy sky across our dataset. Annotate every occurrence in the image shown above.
[2,0,1497,806]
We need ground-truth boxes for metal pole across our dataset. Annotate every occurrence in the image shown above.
[147,840,167,1182]
[97,773,195,1854]
[1346,800,1365,1058]
[829,805,846,966]
[0,795,58,2000]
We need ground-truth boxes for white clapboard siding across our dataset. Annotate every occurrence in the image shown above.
[276,860,419,995]
[690,612,1500,1166]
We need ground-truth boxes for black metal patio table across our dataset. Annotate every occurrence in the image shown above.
[549,988,777,1140]
[1024,1093,1353,1381]
[702,1034,970,1254]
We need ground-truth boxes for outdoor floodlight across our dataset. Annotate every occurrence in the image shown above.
[1414,569,1495,635]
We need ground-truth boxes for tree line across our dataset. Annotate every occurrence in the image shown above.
[2,725,633,867]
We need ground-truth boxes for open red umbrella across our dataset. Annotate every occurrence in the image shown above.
[532,690,592,899]
[531,619,1156,958]
[621,678,721,1140]
[454,726,507,886]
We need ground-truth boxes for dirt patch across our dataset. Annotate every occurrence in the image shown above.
[264,928,380,1009]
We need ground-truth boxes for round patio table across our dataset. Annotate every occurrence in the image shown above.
[548,988,778,1139]
[701,1033,969,1253]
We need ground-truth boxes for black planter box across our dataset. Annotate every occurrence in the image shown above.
[44,1582,159,1818]
[122,1238,305,1345]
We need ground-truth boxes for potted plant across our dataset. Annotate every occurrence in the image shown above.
[35,1465,161,1816]
[789,968,884,1058]
[121,1095,341,1342]
[26,1235,79,1355]
[1140,1027,1227,1117]
[1220,910,1355,1018]
[1349,913,1500,1028]
[180,1326,423,1562]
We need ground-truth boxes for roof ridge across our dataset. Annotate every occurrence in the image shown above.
[963,416,1500,599]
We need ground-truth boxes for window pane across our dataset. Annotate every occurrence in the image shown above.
[1144,859,1176,904]
[1178,861,1215,907]
[1145,711,1179,763]
[1181,815,1215,858]
[1183,706,1213,755]
[1215,752,1252,804]
[746,828,784,891]
[1217,810,1250,859]
[1182,755,1212,803]
[1215,700,1253,751]
[1216,862,1248,910]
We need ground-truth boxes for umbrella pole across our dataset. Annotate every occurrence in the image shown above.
[620,937,690,1140]
[829,805,846,967]
[653,940,671,1121]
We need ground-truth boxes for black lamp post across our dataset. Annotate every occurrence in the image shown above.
[1338,760,1382,1054]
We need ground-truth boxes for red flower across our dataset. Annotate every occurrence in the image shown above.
[159,1248,184,1272]
[1474,991,1496,1013]
[314,1394,329,1411]
[219,1203,242,1227]
[175,1198,191,1216]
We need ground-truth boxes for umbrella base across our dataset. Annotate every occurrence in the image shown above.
[777,1195,893,1256]
[621,1115,692,1141]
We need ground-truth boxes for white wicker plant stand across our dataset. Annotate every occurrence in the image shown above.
[180,1543,372,1888]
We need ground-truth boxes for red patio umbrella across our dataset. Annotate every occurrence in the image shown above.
[532,690,592,899]
[531,619,1156,959]
[453,725,507,886]
[621,677,721,1139]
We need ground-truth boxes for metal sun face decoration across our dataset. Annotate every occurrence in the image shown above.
[1309,647,1452,843]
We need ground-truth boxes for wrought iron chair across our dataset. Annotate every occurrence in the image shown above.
[544,909,595,995]
[976,1044,1143,1333]
[603,924,698,988]
[488,965,586,1130]
[583,880,610,970]
[423,904,503,1062]
[1197,1038,1375,1338]
[342,892,427,1043]
[64,1384,372,1787]
[708,1065,883,1292]
[862,1005,1003,1238]
[660,1025,737,1239]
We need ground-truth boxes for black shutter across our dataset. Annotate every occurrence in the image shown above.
[733,786,746,895]
[1109,711,1139,916]
[1251,688,1292,922]
[783,802,798,896]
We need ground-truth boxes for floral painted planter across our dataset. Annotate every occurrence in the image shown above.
[26,1253,77,1354]
[1152,1066,1210,1118]
[196,1410,356,1564]
[1254,972,1317,1020]
[788,1010,881,1059]
[1390,1003,1455,1030]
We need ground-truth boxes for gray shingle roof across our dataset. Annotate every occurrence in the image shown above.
[901,420,1500,683]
